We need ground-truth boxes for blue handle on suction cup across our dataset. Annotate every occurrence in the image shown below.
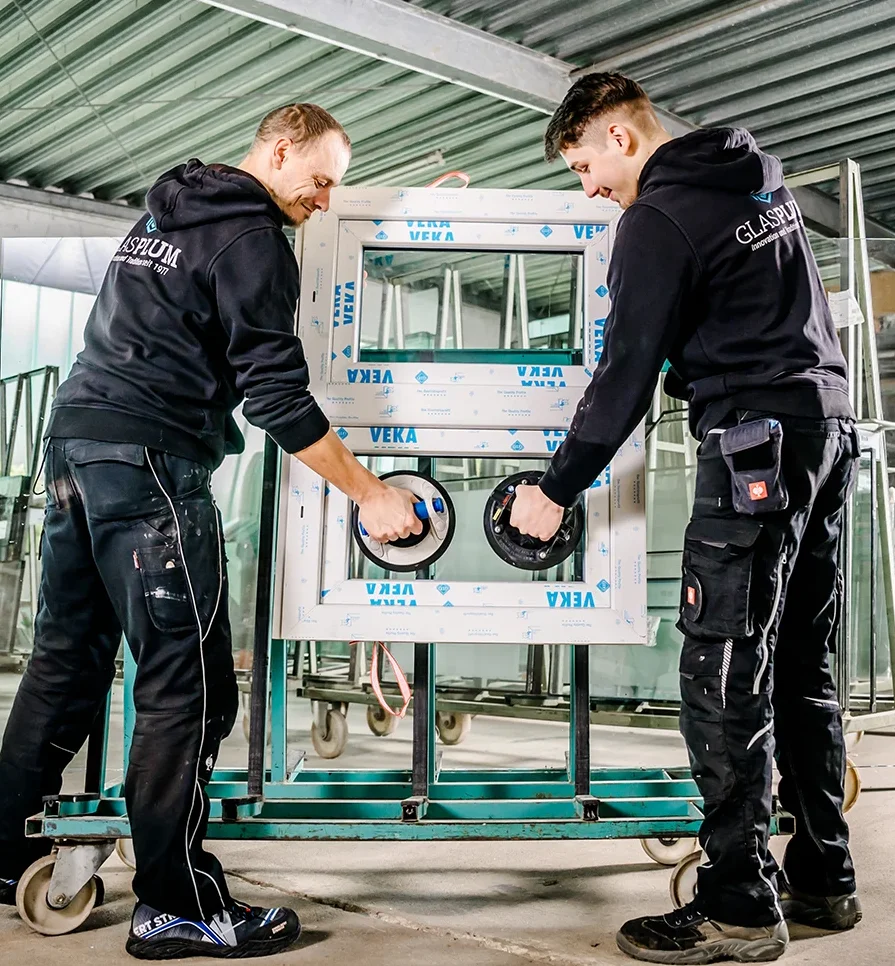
[413,498,445,519]
[359,498,445,537]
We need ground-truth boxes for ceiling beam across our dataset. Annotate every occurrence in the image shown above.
[199,0,895,243]
[197,0,695,135]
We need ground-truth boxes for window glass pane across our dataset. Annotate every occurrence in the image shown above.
[360,249,583,363]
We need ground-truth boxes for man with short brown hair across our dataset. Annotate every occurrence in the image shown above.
[0,102,420,960]
[512,73,860,964]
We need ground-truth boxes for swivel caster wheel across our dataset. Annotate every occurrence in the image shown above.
[436,711,471,746]
[16,854,103,936]
[669,849,703,909]
[311,708,349,759]
[116,838,137,871]
[366,704,399,737]
[843,757,861,813]
[640,836,700,866]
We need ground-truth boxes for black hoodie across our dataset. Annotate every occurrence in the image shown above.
[47,160,330,468]
[538,128,853,507]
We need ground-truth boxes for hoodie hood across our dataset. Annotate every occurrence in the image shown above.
[639,128,784,197]
[146,159,284,232]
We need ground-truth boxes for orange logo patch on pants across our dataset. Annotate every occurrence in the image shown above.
[749,481,768,501]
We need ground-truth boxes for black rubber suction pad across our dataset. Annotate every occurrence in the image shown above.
[483,471,584,571]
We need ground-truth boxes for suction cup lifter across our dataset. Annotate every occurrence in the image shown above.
[351,471,455,573]
[483,471,584,571]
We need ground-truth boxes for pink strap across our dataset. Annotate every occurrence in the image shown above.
[353,641,412,718]
[426,170,470,189]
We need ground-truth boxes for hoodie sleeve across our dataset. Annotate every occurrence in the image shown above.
[538,203,700,507]
[208,227,330,454]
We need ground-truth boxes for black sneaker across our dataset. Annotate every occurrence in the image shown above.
[126,899,301,960]
[617,899,789,964]
[777,871,862,931]
[0,878,17,905]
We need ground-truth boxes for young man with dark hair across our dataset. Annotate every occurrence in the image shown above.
[511,73,861,964]
[0,102,422,960]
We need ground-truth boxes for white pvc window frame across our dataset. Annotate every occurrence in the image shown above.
[296,188,618,429]
[274,187,647,645]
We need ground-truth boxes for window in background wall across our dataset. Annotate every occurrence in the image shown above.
[0,253,267,663]
[0,280,93,379]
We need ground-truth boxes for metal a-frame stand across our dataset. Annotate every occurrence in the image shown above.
[834,159,895,732]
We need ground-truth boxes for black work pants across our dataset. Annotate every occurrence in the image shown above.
[678,414,859,926]
[0,438,238,920]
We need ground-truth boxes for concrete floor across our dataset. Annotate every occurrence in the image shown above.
[1,673,894,965]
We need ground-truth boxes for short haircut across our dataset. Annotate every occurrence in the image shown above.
[544,72,658,161]
[254,103,351,151]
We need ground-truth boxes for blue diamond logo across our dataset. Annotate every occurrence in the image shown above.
[336,427,348,440]
[415,371,428,384]
[596,285,608,297]
[375,230,388,240]
[331,352,337,360]
[436,583,450,595]
[343,346,352,357]
[145,215,157,232]
[540,225,553,237]
[372,219,383,225]
[443,601,453,607]
[508,429,517,435]
[321,589,330,598]
[597,579,610,593]
[511,440,524,452]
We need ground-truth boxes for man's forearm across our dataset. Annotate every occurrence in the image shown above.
[292,429,385,504]
[539,436,610,507]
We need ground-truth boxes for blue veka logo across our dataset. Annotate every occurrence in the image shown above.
[145,216,157,232]
[547,590,596,608]
[751,191,774,203]
[370,426,418,443]
[366,582,417,606]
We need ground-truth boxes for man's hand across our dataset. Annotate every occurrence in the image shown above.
[509,482,564,541]
[294,431,424,543]
[357,484,423,543]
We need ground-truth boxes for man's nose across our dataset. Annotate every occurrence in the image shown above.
[581,176,599,199]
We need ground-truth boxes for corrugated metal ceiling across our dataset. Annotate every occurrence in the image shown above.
[0,0,894,230]
[0,0,568,204]
[412,0,895,226]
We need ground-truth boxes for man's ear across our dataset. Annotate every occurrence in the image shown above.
[271,137,290,170]
[607,122,633,155]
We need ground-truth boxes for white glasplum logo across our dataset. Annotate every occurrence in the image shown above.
[735,199,802,251]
